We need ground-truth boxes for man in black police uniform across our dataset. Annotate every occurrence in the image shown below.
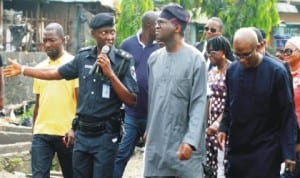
[4,13,138,178]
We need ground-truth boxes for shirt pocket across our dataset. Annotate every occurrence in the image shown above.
[79,67,103,95]
[172,78,191,100]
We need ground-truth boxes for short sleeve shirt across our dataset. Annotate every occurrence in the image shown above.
[33,52,78,135]
[58,46,138,119]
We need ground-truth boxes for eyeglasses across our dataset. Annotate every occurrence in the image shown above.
[283,48,298,56]
[204,26,217,33]
[234,50,254,60]
[156,18,178,27]
[156,19,170,27]
[205,50,219,57]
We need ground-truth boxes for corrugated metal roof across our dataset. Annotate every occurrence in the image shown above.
[277,2,298,13]
[49,0,100,2]
[48,0,114,7]
[47,0,114,8]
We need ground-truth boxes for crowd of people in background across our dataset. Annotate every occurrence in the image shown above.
[0,2,300,178]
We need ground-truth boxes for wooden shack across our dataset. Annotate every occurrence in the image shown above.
[0,0,115,54]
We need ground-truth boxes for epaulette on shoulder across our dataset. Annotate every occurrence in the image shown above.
[114,48,132,60]
[78,46,93,53]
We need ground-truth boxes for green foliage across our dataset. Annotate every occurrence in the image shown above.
[21,105,34,121]
[85,39,96,47]
[51,154,60,171]
[19,103,34,127]
[155,0,203,19]
[0,157,23,172]
[0,158,4,171]
[116,0,154,46]
[154,0,279,42]
[155,0,202,9]
[201,0,279,41]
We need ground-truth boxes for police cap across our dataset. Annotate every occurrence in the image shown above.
[89,12,115,29]
[159,3,190,23]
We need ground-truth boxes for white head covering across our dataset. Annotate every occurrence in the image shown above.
[286,36,300,50]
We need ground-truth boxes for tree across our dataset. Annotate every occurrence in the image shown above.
[201,0,279,41]
[115,0,154,46]
[154,0,202,10]
[154,0,203,20]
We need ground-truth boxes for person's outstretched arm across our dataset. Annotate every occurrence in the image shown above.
[4,58,63,80]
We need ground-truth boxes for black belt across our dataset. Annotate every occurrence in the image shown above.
[77,120,106,133]
[78,114,120,123]
[76,114,122,133]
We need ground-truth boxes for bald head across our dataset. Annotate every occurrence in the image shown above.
[45,23,65,38]
[233,28,262,68]
[142,11,158,29]
[233,28,258,50]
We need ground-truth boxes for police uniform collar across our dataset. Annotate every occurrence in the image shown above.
[87,46,97,58]
[108,46,116,64]
[85,45,116,64]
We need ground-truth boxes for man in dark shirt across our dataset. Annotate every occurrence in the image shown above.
[4,13,138,178]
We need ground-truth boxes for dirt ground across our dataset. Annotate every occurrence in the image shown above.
[0,147,144,178]
[122,148,144,178]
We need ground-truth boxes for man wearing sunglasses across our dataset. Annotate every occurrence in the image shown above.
[203,17,223,40]
[195,17,235,71]
[217,27,297,177]
[195,17,223,55]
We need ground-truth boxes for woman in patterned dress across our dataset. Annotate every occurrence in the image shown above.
[205,36,233,178]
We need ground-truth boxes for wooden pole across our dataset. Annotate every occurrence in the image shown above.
[0,0,3,49]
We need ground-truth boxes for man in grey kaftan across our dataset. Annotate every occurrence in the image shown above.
[144,3,207,178]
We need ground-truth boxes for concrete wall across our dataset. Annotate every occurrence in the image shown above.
[0,125,32,174]
[279,13,300,23]
[0,52,47,105]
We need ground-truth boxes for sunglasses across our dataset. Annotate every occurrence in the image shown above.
[234,50,254,60]
[283,48,298,56]
[204,26,217,33]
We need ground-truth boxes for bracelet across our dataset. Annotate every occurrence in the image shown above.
[212,121,220,128]
[21,65,26,76]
